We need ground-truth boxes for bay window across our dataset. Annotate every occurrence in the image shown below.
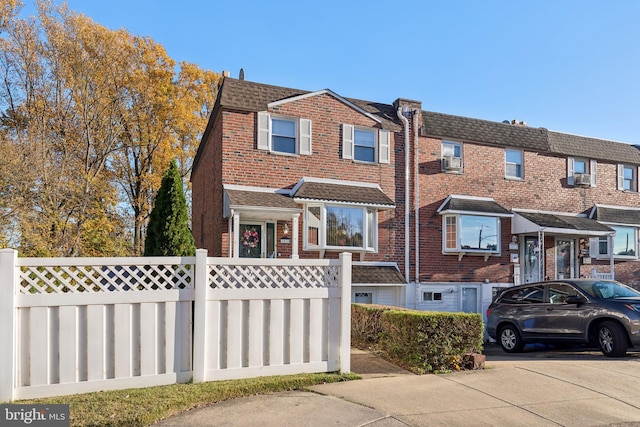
[305,204,377,251]
[593,225,637,259]
[443,214,500,253]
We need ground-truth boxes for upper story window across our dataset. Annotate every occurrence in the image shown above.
[342,124,390,164]
[568,157,596,187]
[592,225,637,259]
[305,203,377,252]
[505,149,523,179]
[271,118,296,153]
[354,128,376,162]
[257,112,312,155]
[618,164,638,192]
[441,141,462,172]
[443,214,500,254]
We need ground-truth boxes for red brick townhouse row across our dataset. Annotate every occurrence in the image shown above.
[191,76,640,312]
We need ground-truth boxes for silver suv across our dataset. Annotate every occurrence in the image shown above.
[486,279,640,357]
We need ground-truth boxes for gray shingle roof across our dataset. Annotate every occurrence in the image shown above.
[422,111,550,151]
[516,211,613,232]
[218,77,401,131]
[438,196,512,216]
[547,131,640,164]
[195,77,640,176]
[225,189,300,210]
[352,265,406,284]
[293,181,395,207]
[592,206,640,225]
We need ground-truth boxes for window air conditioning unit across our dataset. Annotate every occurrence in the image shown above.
[574,173,591,186]
[443,156,462,170]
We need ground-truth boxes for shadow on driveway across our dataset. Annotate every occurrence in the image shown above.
[483,341,640,362]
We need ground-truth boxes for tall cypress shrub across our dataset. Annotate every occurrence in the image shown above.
[144,159,196,256]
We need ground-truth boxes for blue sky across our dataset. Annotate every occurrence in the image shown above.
[20,1,640,144]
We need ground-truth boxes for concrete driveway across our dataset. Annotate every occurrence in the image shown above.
[154,345,640,426]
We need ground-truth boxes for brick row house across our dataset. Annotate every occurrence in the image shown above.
[191,76,640,315]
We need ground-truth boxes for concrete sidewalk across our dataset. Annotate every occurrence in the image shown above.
[154,346,640,426]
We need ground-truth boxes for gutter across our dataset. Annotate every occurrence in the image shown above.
[397,107,410,284]
[413,109,420,308]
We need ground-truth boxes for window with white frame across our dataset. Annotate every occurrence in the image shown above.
[354,128,376,162]
[423,291,443,302]
[271,118,296,153]
[443,214,500,253]
[505,149,523,179]
[593,226,637,259]
[568,157,596,187]
[257,112,311,155]
[342,124,390,164]
[618,164,638,192]
[304,203,377,251]
[442,141,462,171]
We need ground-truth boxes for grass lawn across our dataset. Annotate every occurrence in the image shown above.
[13,372,359,426]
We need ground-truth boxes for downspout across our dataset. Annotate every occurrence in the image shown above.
[397,107,410,285]
[413,110,420,308]
[228,209,234,257]
[608,233,615,279]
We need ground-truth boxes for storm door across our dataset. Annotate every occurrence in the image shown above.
[555,238,575,279]
[523,236,541,283]
[239,223,262,258]
[239,222,276,258]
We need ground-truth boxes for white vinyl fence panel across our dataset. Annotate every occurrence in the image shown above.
[0,249,351,401]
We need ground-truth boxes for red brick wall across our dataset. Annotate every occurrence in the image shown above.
[416,133,640,284]
[192,91,640,285]
[192,111,225,256]
[198,93,406,265]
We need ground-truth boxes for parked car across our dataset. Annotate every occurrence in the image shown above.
[486,279,640,357]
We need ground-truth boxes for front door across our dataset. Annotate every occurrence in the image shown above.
[461,287,478,313]
[555,239,575,279]
[239,223,263,258]
[239,222,276,258]
[523,236,541,283]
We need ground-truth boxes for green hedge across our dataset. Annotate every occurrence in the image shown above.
[351,303,483,373]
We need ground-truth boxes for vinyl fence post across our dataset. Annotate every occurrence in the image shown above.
[339,252,352,373]
[192,249,208,383]
[0,249,18,402]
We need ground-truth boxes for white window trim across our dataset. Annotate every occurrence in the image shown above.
[591,225,638,260]
[442,213,502,260]
[567,157,596,187]
[342,124,390,164]
[257,112,311,155]
[422,291,444,302]
[441,140,463,173]
[303,202,378,253]
[617,164,639,192]
[505,148,524,180]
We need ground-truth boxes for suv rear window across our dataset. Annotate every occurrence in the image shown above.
[498,285,545,304]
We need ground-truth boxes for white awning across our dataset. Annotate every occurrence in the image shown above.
[512,210,614,236]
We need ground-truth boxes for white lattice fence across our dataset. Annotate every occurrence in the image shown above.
[6,254,195,400]
[208,263,339,289]
[0,249,352,401]
[193,252,352,383]
[20,262,193,293]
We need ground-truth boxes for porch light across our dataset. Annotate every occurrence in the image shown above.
[283,223,290,235]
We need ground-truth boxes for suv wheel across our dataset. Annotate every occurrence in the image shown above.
[597,321,628,357]
[498,325,524,353]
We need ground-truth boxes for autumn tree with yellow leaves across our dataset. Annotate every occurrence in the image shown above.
[0,1,220,256]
